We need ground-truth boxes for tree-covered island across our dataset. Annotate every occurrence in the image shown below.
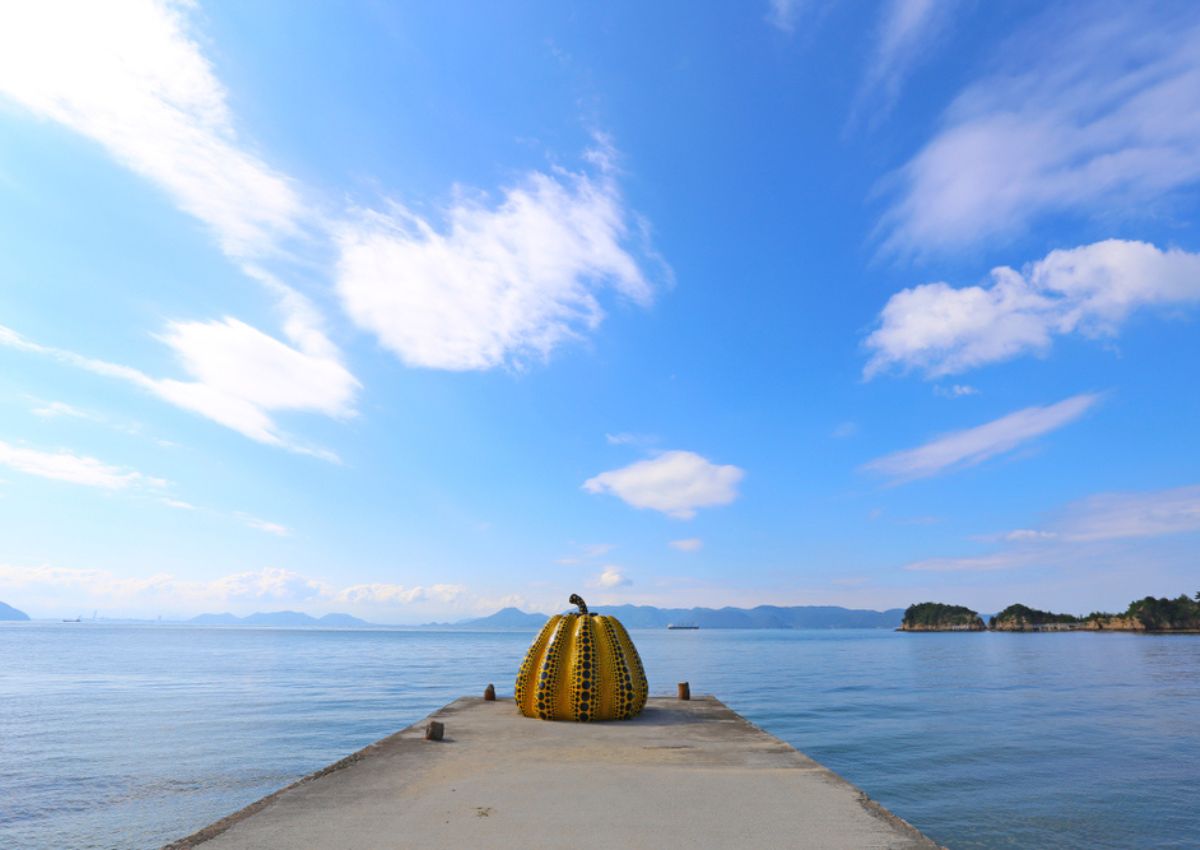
[990,604,1079,631]
[901,593,1200,633]
[900,602,986,631]
[1084,593,1200,632]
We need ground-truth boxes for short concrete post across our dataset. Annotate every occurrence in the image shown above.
[677,681,691,700]
[425,720,444,741]
[484,683,496,701]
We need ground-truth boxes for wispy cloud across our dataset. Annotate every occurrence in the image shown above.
[605,432,657,447]
[851,0,958,127]
[0,2,362,458]
[1050,485,1200,543]
[905,552,1033,573]
[0,562,471,615]
[335,142,662,372]
[556,542,615,565]
[30,401,88,419]
[865,240,1200,378]
[863,393,1100,482]
[584,450,744,519]
[1,322,356,460]
[335,582,466,606]
[765,0,809,33]
[234,513,290,537]
[934,384,979,398]
[879,7,1200,254]
[0,0,303,258]
[669,538,703,552]
[0,439,158,490]
[832,421,860,439]
[906,484,1200,572]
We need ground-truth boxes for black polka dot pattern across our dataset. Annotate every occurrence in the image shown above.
[514,611,649,722]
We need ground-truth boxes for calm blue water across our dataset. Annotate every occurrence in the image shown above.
[1,624,1197,849]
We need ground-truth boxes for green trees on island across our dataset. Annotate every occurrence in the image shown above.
[904,592,1200,632]
[1123,594,1200,630]
[901,602,985,630]
[989,604,1079,629]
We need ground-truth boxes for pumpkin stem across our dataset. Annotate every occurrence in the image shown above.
[569,593,588,615]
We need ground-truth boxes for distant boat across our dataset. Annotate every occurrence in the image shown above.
[667,624,699,630]
[62,617,82,623]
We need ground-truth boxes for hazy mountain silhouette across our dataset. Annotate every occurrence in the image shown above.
[187,611,371,626]
[450,604,904,629]
[0,600,30,621]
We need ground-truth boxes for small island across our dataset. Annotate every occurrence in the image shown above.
[990,604,1080,631]
[899,602,986,631]
[1083,593,1200,632]
[901,593,1200,633]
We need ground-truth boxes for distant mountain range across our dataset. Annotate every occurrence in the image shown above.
[445,604,905,630]
[187,611,370,627]
[0,600,30,621]
[3,603,904,629]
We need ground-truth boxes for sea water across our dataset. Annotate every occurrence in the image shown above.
[1,623,1197,849]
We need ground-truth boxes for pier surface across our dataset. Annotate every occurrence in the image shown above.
[166,696,941,850]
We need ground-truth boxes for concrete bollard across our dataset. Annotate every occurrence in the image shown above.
[484,683,496,701]
[677,681,691,700]
[425,721,444,741]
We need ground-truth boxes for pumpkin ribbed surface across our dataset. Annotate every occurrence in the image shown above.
[514,598,648,721]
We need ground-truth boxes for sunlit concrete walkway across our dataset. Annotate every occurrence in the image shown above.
[165,695,941,850]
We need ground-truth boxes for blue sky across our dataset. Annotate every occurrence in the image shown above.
[1,0,1198,622]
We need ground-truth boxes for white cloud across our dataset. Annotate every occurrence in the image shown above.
[1,321,356,459]
[670,538,704,552]
[158,316,357,420]
[880,8,1200,253]
[863,393,1099,482]
[592,566,631,588]
[905,552,1031,573]
[1004,528,1058,542]
[1051,485,1200,542]
[557,542,615,564]
[832,421,859,439]
[0,439,154,489]
[852,0,957,125]
[935,384,979,398]
[335,145,659,371]
[0,3,360,456]
[234,513,290,537]
[605,432,657,446]
[31,401,88,419]
[0,0,303,258]
[210,567,330,602]
[865,240,1200,378]
[906,484,1200,572]
[161,498,195,510]
[335,582,467,606]
[584,450,744,520]
[0,562,472,617]
[765,0,808,33]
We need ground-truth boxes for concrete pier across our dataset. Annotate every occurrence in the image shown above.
[165,696,942,850]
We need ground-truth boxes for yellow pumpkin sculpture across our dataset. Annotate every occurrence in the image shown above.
[515,594,649,721]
